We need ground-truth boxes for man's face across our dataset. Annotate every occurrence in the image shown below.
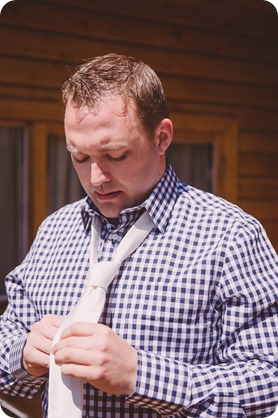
[65,96,171,223]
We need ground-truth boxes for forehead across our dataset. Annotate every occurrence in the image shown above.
[64,96,146,151]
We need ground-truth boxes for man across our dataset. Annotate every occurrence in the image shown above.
[0,53,277,417]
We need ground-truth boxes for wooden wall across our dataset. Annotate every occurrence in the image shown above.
[0,0,278,244]
[0,1,277,415]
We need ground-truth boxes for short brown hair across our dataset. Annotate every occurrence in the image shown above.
[62,53,169,136]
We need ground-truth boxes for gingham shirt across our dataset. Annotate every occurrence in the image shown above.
[0,163,277,417]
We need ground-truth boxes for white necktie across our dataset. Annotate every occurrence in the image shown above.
[48,210,154,418]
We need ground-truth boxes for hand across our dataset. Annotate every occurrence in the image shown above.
[52,322,137,395]
[23,314,64,376]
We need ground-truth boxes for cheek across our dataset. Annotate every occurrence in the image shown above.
[125,163,155,193]
[114,160,137,180]
[73,164,90,185]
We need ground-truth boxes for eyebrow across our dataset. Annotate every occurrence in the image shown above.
[66,143,128,154]
[66,146,79,153]
[98,143,127,152]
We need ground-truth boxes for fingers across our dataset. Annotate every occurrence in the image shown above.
[52,323,108,366]
[59,321,103,340]
[31,314,64,342]
[55,347,95,368]
[23,333,51,367]
[52,323,111,383]
[60,362,104,383]
[23,314,65,376]
[52,323,137,395]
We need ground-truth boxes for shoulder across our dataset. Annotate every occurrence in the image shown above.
[176,183,263,239]
[37,198,87,237]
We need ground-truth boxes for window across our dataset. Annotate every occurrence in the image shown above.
[172,113,238,202]
[0,126,28,301]
[167,143,213,192]
[47,133,85,215]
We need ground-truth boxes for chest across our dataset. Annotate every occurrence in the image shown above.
[25,223,222,363]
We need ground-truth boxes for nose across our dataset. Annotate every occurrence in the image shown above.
[90,162,110,187]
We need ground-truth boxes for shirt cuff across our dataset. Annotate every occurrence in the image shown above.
[9,334,47,384]
[126,349,191,415]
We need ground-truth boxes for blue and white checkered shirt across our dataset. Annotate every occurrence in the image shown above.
[1,163,278,417]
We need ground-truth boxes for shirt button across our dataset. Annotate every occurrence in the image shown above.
[111,233,118,241]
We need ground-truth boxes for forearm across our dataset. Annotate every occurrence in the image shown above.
[188,359,277,417]
[127,350,278,417]
[127,349,189,415]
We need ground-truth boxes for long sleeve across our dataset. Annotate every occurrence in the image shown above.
[0,233,48,398]
[127,221,278,417]
[0,200,89,404]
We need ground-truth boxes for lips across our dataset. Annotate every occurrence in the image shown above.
[95,191,121,201]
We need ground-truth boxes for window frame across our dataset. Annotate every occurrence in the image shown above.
[171,113,238,203]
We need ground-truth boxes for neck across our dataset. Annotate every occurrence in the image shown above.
[107,217,119,226]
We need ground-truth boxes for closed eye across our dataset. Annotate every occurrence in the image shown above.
[107,153,127,162]
[72,155,90,164]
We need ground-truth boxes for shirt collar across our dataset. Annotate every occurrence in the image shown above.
[142,161,182,233]
[81,161,184,234]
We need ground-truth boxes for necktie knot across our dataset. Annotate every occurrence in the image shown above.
[87,261,121,290]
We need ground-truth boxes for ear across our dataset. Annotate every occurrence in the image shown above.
[155,118,173,156]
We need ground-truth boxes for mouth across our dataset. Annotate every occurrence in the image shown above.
[95,191,121,201]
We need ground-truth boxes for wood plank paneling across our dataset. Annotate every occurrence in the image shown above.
[30,0,278,38]
[2,7,278,64]
[1,27,278,88]
[0,98,64,122]
[239,154,278,178]
[169,102,278,133]
[239,178,278,200]
[239,133,278,153]
[161,76,278,108]
[238,109,278,133]
[1,56,278,112]
[0,84,60,103]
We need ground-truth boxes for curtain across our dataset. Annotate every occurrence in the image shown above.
[167,143,213,192]
[0,126,27,300]
[47,134,85,215]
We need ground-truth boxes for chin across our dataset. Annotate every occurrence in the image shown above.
[98,207,121,220]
